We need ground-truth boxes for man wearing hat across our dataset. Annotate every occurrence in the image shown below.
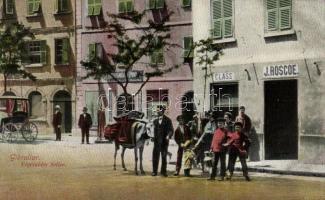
[152,105,174,177]
[78,107,93,144]
[224,122,251,181]
[52,105,62,141]
[208,118,228,181]
[174,115,192,176]
[235,106,252,136]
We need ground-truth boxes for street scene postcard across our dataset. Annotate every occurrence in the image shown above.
[0,0,324,199]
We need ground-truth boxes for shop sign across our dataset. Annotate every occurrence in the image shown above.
[263,64,299,78]
[213,72,235,82]
[104,70,144,83]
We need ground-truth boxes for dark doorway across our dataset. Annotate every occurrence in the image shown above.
[53,91,72,133]
[264,80,298,160]
[181,91,196,124]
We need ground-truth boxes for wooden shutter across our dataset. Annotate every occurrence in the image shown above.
[183,37,193,58]
[279,0,291,30]
[126,0,133,12]
[88,43,96,59]
[157,49,164,64]
[40,40,47,64]
[88,0,94,16]
[62,38,70,64]
[266,0,278,31]
[119,0,126,13]
[212,0,222,38]
[156,0,164,9]
[33,0,41,12]
[223,0,233,37]
[93,0,102,15]
[96,43,103,60]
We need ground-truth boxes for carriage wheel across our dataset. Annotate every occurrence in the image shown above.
[2,123,19,143]
[21,122,38,142]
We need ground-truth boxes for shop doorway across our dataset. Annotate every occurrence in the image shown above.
[53,90,72,133]
[264,80,298,159]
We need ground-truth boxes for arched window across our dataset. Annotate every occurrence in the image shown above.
[28,91,44,118]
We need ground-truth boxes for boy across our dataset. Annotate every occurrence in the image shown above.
[208,118,228,181]
[224,122,251,181]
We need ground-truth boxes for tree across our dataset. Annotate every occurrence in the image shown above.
[194,38,223,112]
[81,10,183,111]
[0,23,36,93]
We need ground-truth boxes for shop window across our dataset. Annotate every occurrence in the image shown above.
[146,89,168,120]
[210,83,238,120]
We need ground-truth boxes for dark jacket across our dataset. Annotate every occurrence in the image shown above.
[78,113,93,130]
[174,125,192,146]
[153,115,174,145]
[52,111,62,127]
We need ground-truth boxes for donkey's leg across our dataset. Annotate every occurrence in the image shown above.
[113,143,118,170]
[121,147,127,171]
[139,144,145,175]
[134,147,139,175]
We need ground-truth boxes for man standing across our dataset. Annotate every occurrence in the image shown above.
[152,105,174,177]
[78,107,93,144]
[224,122,251,181]
[224,112,234,132]
[52,105,62,141]
[235,106,252,136]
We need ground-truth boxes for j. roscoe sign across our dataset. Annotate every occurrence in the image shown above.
[104,70,144,83]
[263,64,299,78]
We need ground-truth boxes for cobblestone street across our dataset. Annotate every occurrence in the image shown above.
[0,135,325,200]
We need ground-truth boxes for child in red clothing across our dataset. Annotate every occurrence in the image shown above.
[208,118,228,181]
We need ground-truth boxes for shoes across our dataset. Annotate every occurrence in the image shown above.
[151,172,157,176]
[245,176,251,181]
[174,172,179,176]
[87,142,90,144]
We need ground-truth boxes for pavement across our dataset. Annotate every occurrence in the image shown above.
[34,135,325,178]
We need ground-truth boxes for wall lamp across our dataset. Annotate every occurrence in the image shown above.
[313,62,321,76]
[244,69,251,81]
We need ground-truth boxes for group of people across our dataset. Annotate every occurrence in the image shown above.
[52,105,93,144]
[151,105,252,181]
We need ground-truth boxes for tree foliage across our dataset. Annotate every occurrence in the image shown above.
[0,23,36,92]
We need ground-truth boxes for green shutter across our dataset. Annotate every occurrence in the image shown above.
[88,43,96,59]
[212,0,222,38]
[6,0,15,14]
[58,0,69,12]
[279,0,291,30]
[33,0,41,12]
[62,38,69,64]
[223,0,233,37]
[55,0,58,12]
[40,40,47,64]
[93,0,102,15]
[157,49,164,64]
[183,37,193,58]
[27,0,34,15]
[182,0,191,7]
[126,0,134,12]
[119,0,126,13]
[156,0,164,9]
[88,0,94,15]
[148,0,155,9]
[266,0,278,31]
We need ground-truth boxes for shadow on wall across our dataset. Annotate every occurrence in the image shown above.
[249,126,260,161]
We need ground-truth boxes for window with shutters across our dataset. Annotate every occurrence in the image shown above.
[55,0,70,14]
[88,43,103,60]
[27,0,41,16]
[25,40,47,66]
[182,0,191,7]
[147,0,165,10]
[88,0,102,16]
[211,0,234,39]
[183,36,193,58]
[150,38,164,64]
[55,38,70,65]
[5,0,15,15]
[265,0,292,32]
[118,0,134,13]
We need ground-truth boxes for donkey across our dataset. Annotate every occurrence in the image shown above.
[105,113,153,175]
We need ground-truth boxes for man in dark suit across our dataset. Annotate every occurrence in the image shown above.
[52,105,62,141]
[152,105,174,177]
[78,107,93,144]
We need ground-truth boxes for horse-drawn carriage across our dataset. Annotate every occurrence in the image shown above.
[0,95,38,142]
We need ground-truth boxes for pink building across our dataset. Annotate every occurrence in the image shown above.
[76,0,194,134]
